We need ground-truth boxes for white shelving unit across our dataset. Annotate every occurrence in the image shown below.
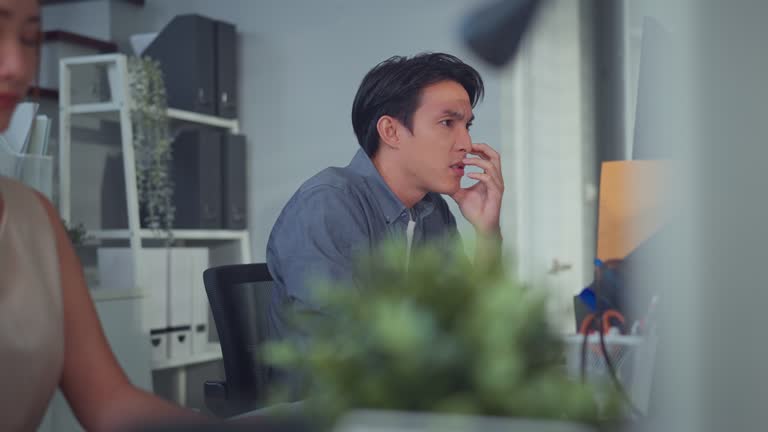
[58,53,250,378]
[167,108,240,132]
[89,229,250,241]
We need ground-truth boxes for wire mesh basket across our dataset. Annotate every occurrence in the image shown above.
[0,138,53,198]
[564,334,641,380]
[564,333,656,413]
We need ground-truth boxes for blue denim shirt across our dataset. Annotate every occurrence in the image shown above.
[266,149,461,334]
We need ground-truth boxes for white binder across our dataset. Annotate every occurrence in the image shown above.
[97,248,171,361]
[188,248,212,354]
[168,249,195,359]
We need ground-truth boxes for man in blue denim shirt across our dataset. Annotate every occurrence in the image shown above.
[267,53,504,331]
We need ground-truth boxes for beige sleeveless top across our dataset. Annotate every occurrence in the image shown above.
[0,177,64,431]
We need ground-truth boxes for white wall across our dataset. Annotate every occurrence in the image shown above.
[500,0,595,331]
[41,0,112,40]
[126,0,503,261]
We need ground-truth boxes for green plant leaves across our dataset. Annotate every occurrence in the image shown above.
[264,240,615,425]
[128,56,175,238]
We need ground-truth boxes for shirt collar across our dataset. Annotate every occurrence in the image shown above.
[347,149,435,224]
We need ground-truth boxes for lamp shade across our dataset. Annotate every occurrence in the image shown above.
[461,0,542,67]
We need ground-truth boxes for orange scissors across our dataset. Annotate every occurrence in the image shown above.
[578,309,625,335]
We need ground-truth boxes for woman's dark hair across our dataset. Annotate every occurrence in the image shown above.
[351,52,484,157]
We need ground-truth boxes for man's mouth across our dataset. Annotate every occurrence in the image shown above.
[450,163,465,176]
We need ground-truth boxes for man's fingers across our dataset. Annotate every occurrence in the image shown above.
[466,172,503,193]
[470,143,500,161]
[463,158,504,189]
[470,143,503,174]
[463,157,493,171]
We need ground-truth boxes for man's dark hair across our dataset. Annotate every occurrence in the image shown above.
[351,52,484,157]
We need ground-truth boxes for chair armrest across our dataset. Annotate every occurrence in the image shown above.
[204,380,228,400]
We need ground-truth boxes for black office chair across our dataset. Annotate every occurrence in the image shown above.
[202,263,278,418]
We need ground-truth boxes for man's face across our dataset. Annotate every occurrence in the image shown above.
[0,0,40,132]
[399,80,474,195]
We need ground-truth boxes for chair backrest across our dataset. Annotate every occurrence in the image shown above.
[203,263,277,402]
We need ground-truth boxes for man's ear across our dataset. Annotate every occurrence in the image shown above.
[376,115,402,150]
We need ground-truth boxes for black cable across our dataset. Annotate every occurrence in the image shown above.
[580,262,644,418]
[580,324,589,382]
[596,312,644,419]
[579,292,617,382]
[581,262,606,383]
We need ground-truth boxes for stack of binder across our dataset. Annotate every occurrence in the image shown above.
[97,247,214,363]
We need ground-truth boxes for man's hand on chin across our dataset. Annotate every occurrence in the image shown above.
[450,143,504,269]
[450,142,504,239]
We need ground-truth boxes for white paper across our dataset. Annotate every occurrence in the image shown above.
[26,115,51,156]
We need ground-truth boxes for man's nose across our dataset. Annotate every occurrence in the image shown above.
[455,127,472,153]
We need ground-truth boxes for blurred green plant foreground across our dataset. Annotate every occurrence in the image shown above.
[264,240,619,425]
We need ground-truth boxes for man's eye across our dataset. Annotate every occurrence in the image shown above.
[466,122,473,131]
[440,120,453,127]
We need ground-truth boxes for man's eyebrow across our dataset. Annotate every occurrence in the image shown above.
[440,110,475,123]
[0,8,9,18]
[440,110,466,119]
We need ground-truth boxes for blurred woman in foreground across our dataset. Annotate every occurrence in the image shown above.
[0,0,201,429]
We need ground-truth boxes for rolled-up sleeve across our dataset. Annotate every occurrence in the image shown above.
[267,185,369,314]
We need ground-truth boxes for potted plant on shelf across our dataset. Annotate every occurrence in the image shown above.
[128,56,174,238]
[63,218,89,247]
[264,241,622,431]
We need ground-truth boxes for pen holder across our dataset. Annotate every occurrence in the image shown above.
[564,333,656,415]
[0,141,54,199]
